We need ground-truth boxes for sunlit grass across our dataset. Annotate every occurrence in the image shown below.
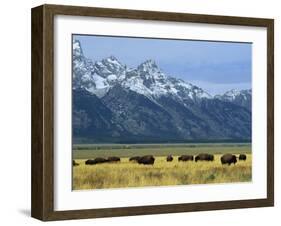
[73,154,252,190]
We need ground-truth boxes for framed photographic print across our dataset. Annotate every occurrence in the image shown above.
[31,4,274,221]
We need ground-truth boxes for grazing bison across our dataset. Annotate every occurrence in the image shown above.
[129,156,141,162]
[166,155,173,162]
[72,160,79,166]
[107,156,121,163]
[221,154,237,165]
[85,157,108,165]
[85,159,95,165]
[178,155,194,162]
[195,153,214,162]
[137,155,155,165]
[239,154,247,161]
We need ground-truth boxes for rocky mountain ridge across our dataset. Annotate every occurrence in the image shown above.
[72,39,252,143]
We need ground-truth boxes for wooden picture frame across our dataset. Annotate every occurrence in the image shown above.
[31,4,274,221]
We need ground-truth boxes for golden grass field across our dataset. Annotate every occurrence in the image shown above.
[73,148,252,190]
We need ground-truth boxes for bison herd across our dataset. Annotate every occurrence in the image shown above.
[74,153,247,166]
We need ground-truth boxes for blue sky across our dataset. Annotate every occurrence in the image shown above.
[73,34,252,95]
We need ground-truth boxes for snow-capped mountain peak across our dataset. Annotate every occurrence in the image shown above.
[73,40,215,101]
[138,59,158,70]
[215,89,251,101]
[222,89,241,100]
[101,55,124,68]
[73,39,83,59]
[139,59,164,73]
[214,89,252,110]
[72,40,252,143]
[94,56,126,79]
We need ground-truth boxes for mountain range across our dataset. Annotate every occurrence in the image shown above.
[72,39,252,143]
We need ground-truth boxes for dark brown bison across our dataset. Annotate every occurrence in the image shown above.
[221,154,237,165]
[72,160,79,166]
[137,155,155,165]
[195,153,214,162]
[85,157,108,165]
[85,159,95,165]
[166,155,173,162]
[178,155,194,162]
[129,156,141,162]
[107,156,121,163]
[239,154,247,161]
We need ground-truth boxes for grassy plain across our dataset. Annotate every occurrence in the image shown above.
[72,143,251,190]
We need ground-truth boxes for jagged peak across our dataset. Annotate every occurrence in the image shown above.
[224,89,239,96]
[73,39,81,45]
[138,59,159,70]
[224,89,251,96]
[108,55,118,61]
[73,39,247,101]
[215,88,252,101]
[73,39,83,57]
[97,55,124,67]
[241,89,252,94]
[103,55,118,61]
